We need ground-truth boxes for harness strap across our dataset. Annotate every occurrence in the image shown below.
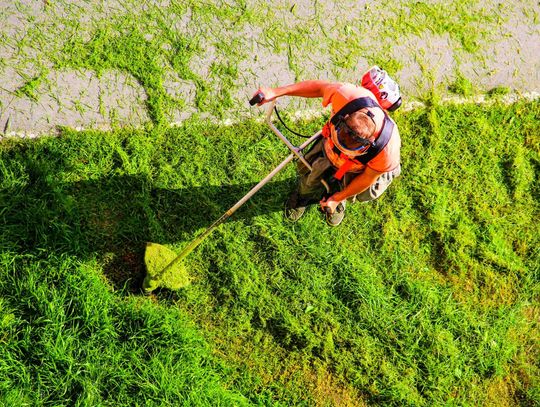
[356,116,393,165]
[334,155,356,180]
[322,122,331,138]
[330,97,380,125]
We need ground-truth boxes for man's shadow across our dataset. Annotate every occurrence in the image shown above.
[2,169,296,292]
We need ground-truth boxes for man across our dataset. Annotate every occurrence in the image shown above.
[254,79,401,226]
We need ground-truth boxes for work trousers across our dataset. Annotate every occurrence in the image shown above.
[296,138,401,204]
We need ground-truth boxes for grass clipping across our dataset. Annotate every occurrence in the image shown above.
[143,242,190,292]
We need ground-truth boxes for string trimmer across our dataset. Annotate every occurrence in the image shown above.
[141,94,329,294]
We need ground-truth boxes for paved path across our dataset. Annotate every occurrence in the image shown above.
[1,0,539,137]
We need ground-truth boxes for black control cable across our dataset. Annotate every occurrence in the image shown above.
[249,93,312,139]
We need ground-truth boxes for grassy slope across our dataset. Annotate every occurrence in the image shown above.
[1,0,539,405]
[1,99,539,405]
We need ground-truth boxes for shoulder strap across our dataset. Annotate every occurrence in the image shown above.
[356,117,393,164]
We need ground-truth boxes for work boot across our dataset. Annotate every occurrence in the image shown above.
[284,191,306,222]
[325,201,346,227]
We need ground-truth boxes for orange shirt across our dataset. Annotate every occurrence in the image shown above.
[322,83,401,173]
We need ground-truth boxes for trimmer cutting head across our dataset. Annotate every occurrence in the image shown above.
[142,242,190,293]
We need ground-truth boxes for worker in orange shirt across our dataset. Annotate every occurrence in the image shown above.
[254,72,401,226]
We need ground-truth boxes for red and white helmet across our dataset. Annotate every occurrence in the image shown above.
[361,66,402,111]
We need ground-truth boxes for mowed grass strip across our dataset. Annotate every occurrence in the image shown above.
[0,100,539,405]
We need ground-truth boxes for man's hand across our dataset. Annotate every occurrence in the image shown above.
[252,81,335,106]
[320,195,342,214]
[252,87,278,105]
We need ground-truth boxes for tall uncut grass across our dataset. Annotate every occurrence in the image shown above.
[1,100,539,405]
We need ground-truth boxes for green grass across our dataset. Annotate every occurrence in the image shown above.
[0,253,248,406]
[448,73,475,96]
[1,100,539,405]
[1,0,539,404]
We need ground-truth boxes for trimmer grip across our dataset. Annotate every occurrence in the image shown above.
[323,202,344,215]
[249,93,264,106]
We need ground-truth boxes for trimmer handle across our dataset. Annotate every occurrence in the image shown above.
[249,92,264,106]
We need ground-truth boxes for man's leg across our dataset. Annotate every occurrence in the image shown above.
[349,164,401,203]
[285,139,335,221]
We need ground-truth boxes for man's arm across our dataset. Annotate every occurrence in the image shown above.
[254,80,336,104]
[321,166,383,212]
